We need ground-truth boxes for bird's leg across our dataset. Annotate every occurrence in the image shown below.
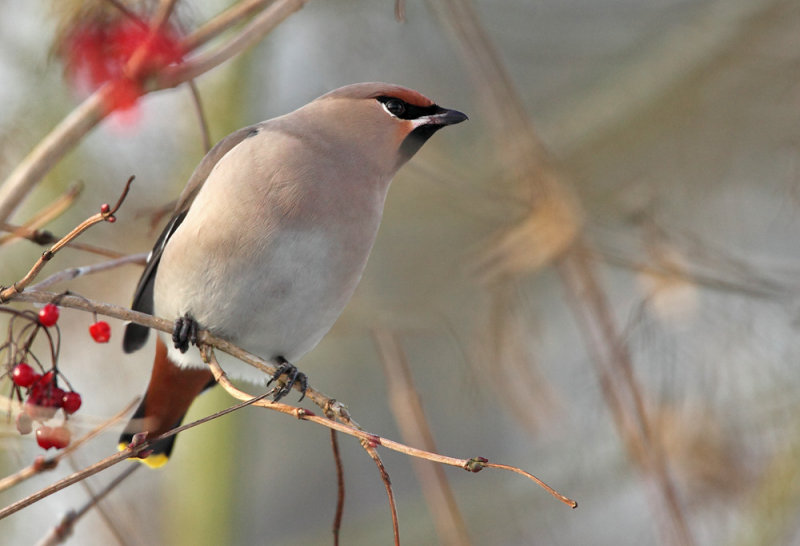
[172,314,199,353]
[267,356,308,402]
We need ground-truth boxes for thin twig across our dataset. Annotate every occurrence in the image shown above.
[0,176,133,303]
[181,0,279,52]
[35,464,140,546]
[482,461,577,508]
[160,0,310,85]
[27,253,148,292]
[5,290,578,508]
[362,443,400,546]
[201,347,577,508]
[330,429,345,546]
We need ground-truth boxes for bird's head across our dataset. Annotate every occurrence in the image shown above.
[301,82,468,174]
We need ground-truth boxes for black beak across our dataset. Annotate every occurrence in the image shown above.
[429,107,469,126]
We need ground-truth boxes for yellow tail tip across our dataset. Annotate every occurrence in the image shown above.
[117,442,169,469]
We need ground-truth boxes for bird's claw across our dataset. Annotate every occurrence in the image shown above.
[172,315,198,353]
[267,357,308,402]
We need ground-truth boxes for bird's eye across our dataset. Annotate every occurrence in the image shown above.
[385,99,406,117]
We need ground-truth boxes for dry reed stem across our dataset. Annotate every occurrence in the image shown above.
[373,328,473,546]
[429,0,691,542]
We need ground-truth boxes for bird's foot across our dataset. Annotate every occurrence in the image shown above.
[172,314,198,353]
[267,356,308,402]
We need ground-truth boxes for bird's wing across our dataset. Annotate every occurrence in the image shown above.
[122,124,262,353]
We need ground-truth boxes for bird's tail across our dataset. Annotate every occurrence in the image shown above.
[119,337,215,468]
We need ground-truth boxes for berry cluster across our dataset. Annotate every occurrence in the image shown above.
[4,302,112,451]
[13,366,80,450]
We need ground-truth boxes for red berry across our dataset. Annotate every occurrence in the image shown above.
[16,413,33,435]
[24,398,58,421]
[36,370,55,387]
[25,376,64,421]
[46,387,66,408]
[11,362,39,387]
[35,426,54,449]
[50,426,71,449]
[89,321,111,343]
[62,391,82,414]
[38,304,59,326]
[35,426,69,450]
[100,203,110,214]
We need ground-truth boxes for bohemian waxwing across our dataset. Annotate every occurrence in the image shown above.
[119,82,468,467]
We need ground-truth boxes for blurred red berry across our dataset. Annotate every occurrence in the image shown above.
[51,426,71,449]
[35,427,53,449]
[16,413,33,435]
[62,391,82,414]
[37,370,55,387]
[38,304,59,326]
[26,374,65,421]
[11,362,39,387]
[36,426,70,450]
[62,19,184,114]
[46,387,66,408]
[89,320,111,343]
[25,399,58,422]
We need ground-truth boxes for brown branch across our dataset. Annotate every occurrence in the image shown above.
[330,428,345,546]
[0,221,127,259]
[36,464,140,546]
[0,445,145,520]
[3,292,577,509]
[159,0,310,86]
[0,177,133,303]
[201,347,577,508]
[362,443,400,546]
[27,252,148,292]
[181,0,279,52]
[481,461,577,509]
